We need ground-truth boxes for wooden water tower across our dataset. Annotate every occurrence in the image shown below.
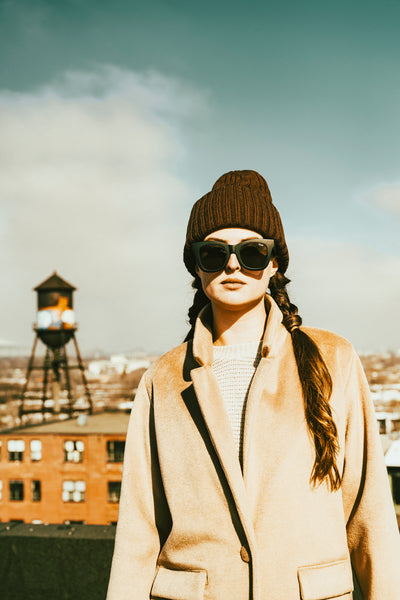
[19,271,93,421]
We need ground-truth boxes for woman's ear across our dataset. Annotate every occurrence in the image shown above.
[269,257,279,277]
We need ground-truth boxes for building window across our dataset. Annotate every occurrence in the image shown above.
[392,420,400,433]
[62,480,86,502]
[108,481,121,503]
[32,480,41,502]
[9,519,24,523]
[107,441,125,463]
[9,480,24,501]
[388,469,400,505]
[8,440,25,461]
[66,520,84,525]
[64,440,84,463]
[378,419,386,435]
[30,440,42,461]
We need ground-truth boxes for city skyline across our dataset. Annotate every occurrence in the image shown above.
[1,0,399,354]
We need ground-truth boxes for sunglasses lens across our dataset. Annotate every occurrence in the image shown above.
[198,244,228,271]
[239,242,270,270]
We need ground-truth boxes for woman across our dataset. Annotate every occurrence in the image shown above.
[107,170,400,600]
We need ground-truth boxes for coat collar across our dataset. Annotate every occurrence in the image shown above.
[191,294,288,366]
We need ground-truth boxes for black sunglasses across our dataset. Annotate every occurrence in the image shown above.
[192,238,275,273]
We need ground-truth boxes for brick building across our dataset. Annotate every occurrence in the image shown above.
[0,412,129,525]
[1,409,399,528]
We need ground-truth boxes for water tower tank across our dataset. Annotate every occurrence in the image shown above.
[34,271,76,348]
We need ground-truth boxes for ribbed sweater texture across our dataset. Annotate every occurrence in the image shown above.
[212,341,261,457]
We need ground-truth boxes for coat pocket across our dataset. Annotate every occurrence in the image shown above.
[298,558,354,600]
[150,565,207,600]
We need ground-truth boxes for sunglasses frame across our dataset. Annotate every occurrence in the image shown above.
[192,238,275,273]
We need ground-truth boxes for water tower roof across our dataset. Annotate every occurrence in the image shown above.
[34,271,77,292]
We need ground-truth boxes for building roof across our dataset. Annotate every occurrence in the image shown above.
[0,522,116,539]
[2,411,130,435]
[34,271,76,292]
[376,411,400,420]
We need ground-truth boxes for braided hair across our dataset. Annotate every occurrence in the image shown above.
[184,275,209,343]
[269,271,341,491]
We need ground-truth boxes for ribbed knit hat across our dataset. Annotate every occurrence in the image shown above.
[184,170,289,275]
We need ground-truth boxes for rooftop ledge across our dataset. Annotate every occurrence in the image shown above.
[0,522,116,600]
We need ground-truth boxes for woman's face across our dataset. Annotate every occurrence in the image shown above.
[195,228,278,313]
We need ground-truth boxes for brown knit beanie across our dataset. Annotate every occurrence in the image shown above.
[184,170,289,275]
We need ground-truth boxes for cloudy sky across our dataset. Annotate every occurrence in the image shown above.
[1,0,399,354]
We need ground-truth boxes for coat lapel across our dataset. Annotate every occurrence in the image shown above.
[190,303,258,550]
[188,298,289,555]
[190,366,257,549]
[241,296,290,483]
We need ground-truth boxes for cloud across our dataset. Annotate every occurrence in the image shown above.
[287,237,400,351]
[362,183,400,217]
[0,66,206,353]
[1,65,398,355]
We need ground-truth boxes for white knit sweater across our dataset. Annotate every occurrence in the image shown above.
[212,341,262,457]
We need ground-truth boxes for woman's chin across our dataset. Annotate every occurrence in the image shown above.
[210,294,265,313]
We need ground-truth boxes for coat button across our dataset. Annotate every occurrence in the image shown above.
[240,546,250,563]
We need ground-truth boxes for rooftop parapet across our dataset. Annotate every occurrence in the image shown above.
[0,522,115,600]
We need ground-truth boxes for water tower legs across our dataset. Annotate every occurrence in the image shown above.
[72,333,92,412]
[19,332,93,422]
[41,348,51,414]
[20,336,38,403]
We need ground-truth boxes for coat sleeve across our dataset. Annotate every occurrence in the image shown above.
[340,347,400,599]
[107,372,169,600]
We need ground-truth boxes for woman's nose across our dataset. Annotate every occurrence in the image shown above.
[225,251,240,272]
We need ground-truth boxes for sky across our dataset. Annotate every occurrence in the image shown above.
[0,0,399,355]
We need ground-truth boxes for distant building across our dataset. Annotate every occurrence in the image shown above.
[1,405,399,528]
[0,412,129,525]
[0,339,29,357]
[385,437,400,524]
[376,412,400,435]
[87,355,150,378]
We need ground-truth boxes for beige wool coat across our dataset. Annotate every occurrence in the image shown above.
[107,296,400,600]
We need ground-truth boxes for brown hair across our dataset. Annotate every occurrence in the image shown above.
[185,273,341,492]
[269,271,341,491]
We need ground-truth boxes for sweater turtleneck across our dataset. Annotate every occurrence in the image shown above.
[212,340,262,458]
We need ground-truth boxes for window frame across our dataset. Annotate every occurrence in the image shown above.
[8,440,25,462]
[32,480,41,502]
[107,440,125,463]
[62,480,86,503]
[9,479,24,501]
[30,440,42,462]
[107,481,122,503]
[63,440,85,463]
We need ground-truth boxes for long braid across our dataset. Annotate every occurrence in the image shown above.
[184,276,209,342]
[269,271,341,491]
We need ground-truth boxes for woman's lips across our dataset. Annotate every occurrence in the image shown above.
[221,279,245,288]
